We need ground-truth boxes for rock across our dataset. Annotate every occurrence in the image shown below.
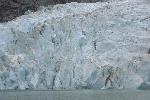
[0,0,113,22]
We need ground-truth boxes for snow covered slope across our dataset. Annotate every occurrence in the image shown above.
[0,0,150,90]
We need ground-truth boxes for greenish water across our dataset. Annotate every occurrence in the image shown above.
[0,90,149,100]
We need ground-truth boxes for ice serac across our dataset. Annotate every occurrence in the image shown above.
[0,0,150,90]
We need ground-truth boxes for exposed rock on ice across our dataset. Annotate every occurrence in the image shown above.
[0,0,150,90]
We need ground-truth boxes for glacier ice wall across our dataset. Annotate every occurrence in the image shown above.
[0,0,150,90]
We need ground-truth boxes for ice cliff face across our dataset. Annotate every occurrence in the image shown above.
[0,0,150,90]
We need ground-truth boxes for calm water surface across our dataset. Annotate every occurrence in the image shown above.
[0,89,149,100]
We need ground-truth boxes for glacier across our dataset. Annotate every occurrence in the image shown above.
[0,0,150,90]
